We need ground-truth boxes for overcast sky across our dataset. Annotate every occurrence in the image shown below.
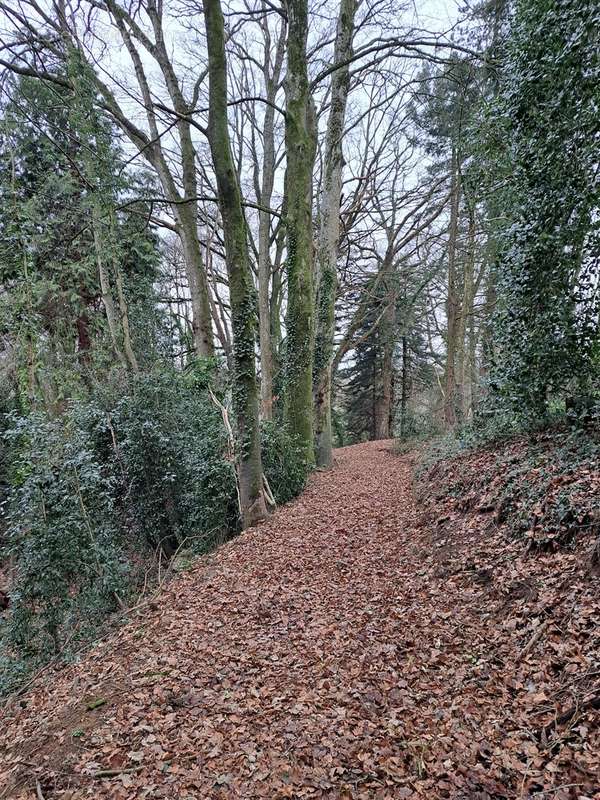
[412,0,461,36]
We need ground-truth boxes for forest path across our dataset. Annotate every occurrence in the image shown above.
[2,442,501,798]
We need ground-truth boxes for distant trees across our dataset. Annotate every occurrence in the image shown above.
[342,276,392,442]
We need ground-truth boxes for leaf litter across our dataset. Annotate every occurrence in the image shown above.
[1,440,599,799]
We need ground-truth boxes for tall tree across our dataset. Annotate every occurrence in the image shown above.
[283,0,317,464]
[103,0,215,358]
[204,0,268,527]
[313,0,358,467]
[256,14,287,420]
[443,146,461,428]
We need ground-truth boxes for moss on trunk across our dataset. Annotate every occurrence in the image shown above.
[205,0,267,527]
[283,0,317,466]
[313,0,357,467]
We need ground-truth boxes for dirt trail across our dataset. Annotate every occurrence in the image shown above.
[1,441,598,799]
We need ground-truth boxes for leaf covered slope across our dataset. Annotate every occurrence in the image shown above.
[1,439,599,799]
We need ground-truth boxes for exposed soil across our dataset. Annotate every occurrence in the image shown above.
[1,440,599,800]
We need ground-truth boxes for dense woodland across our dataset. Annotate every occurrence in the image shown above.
[0,0,598,705]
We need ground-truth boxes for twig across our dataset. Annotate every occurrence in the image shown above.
[518,620,548,661]
[35,779,45,800]
[531,784,585,796]
[537,689,600,741]
[92,766,142,779]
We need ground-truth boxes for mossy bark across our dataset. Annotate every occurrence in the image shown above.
[313,263,336,465]
[258,20,286,419]
[205,0,267,527]
[284,0,317,465]
[313,0,357,467]
[444,147,461,429]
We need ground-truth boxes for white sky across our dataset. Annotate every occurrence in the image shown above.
[414,0,461,31]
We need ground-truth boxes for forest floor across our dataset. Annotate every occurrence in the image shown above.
[1,440,599,800]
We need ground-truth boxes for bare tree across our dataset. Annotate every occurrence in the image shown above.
[283,0,317,464]
[313,0,358,467]
[204,0,268,526]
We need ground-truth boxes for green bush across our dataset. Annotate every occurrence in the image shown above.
[2,409,127,673]
[0,367,310,692]
[261,421,308,504]
[102,370,238,555]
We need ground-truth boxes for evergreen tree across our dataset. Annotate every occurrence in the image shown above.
[341,277,395,442]
[0,73,163,408]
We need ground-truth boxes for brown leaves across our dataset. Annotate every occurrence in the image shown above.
[1,440,599,799]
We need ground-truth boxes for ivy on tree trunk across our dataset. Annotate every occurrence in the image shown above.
[204,0,268,528]
[313,0,357,467]
[284,0,317,466]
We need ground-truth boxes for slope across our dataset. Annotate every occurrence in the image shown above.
[0,440,599,799]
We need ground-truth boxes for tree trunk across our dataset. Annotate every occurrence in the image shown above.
[313,0,357,467]
[270,206,287,380]
[22,248,38,406]
[92,206,129,371]
[108,210,140,373]
[204,0,268,528]
[283,0,317,465]
[76,312,91,367]
[114,260,140,373]
[258,17,286,419]
[444,148,461,429]
[456,203,476,420]
[373,364,393,439]
[176,204,215,358]
[400,334,409,437]
[374,290,395,440]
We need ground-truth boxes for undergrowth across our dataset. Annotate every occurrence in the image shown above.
[415,421,600,556]
[0,368,309,695]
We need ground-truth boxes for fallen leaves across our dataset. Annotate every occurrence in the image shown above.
[0,439,599,799]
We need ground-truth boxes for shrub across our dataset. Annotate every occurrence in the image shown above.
[0,371,237,689]
[261,421,308,504]
[2,409,127,672]
[0,367,310,692]
[102,370,238,554]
